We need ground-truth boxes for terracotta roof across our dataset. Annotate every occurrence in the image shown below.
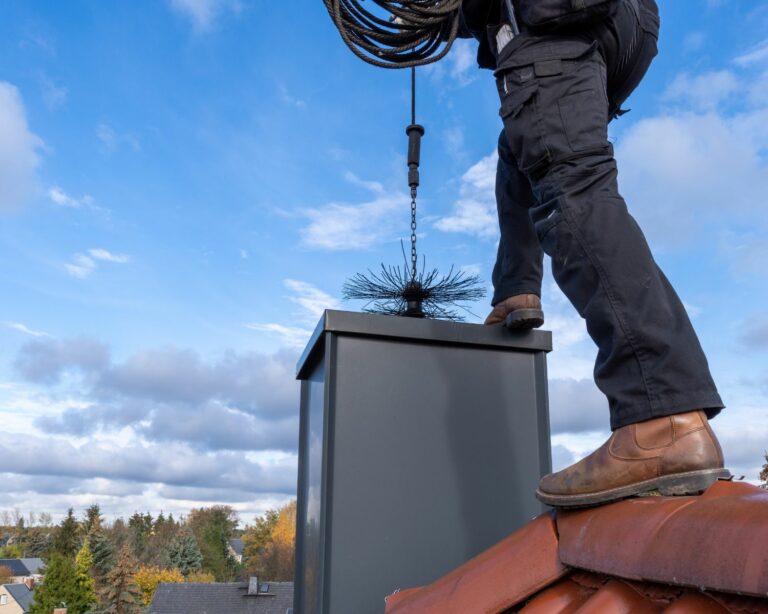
[385,481,768,614]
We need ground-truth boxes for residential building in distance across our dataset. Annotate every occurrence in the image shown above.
[0,581,35,614]
[0,560,44,584]
[228,538,245,564]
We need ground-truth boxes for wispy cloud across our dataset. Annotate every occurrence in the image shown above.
[2,322,49,337]
[434,151,498,238]
[244,323,311,349]
[65,249,130,278]
[0,82,44,212]
[169,0,243,32]
[88,248,130,264]
[734,38,768,66]
[300,172,406,250]
[38,74,68,109]
[283,279,341,322]
[97,123,140,153]
[48,186,94,209]
[245,279,340,347]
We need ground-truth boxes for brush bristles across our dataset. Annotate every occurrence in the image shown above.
[342,263,486,321]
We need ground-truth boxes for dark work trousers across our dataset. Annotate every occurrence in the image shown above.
[491,0,724,429]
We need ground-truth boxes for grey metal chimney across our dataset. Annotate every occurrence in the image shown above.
[293,310,552,614]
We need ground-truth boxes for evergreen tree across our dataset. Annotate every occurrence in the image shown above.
[52,508,81,559]
[29,554,77,614]
[188,506,239,581]
[168,529,203,576]
[83,504,103,534]
[26,529,53,558]
[90,525,116,580]
[70,540,97,614]
[101,546,142,614]
[760,452,768,489]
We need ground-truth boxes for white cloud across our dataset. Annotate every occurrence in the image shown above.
[663,70,740,111]
[283,279,341,322]
[0,82,44,211]
[88,248,130,263]
[65,249,130,278]
[97,123,140,153]
[65,254,96,279]
[246,279,339,347]
[38,75,68,109]
[169,0,242,32]
[244,323,312,349]
[734,38,768,67]
[300,187,407,250]
[344,171,384,194]
[2,322,49,337]
[48,186,94,209]
[435,151,498,238]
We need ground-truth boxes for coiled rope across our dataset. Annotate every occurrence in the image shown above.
[322,0,462,68]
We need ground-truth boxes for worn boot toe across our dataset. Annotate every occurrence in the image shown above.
[536,410,730,508]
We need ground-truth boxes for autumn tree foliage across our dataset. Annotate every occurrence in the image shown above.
[243,500,297,581]
[101,546,142,614]
[134,566,185,606]
[0,565,12,585]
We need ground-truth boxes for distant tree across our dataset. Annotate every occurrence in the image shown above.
[760,452,768,489]
[0,544,23,559]
[243,501,296,581]
[29,554,77,614]
[26,529,54,558]
[128,513,153,558]
[188,506,239,581]
[167,529,203,577]
[186,570,216,583]
[0,565,13,585]
[83,505,104,534]
[70,540,97,614]
[38,512,53,528]
[243,509,279,571]
[90,525,116,581]
[52,508,81,559]
[101,546,142,614]
[133,566,184,606]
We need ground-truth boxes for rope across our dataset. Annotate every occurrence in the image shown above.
[323,0,462,68]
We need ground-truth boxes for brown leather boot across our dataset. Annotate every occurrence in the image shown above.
[484,294,544,329]
[536,410,730,508]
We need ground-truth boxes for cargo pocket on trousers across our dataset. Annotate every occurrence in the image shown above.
[499,82,552,176]
[558,87,608,153]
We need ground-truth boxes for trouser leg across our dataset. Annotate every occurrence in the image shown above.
[496,37,723,429]
[491,130,544,306]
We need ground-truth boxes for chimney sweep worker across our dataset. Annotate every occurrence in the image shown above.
[467,0,730,507]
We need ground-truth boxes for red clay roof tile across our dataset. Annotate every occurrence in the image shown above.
[384,513,567,614]
[557,481,768,598]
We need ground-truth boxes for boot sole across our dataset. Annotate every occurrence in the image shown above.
[504,309,544,330]
[536,468,732,509]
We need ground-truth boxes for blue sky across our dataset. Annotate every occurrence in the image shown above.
[0,0,767,522]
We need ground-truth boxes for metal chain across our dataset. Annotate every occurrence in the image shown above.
[410,191,418,279]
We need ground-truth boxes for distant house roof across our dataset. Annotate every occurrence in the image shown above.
[385,481,768,613]
[19,559,44,575]
[229,538,245,556]
[148,581,293,614]
[0,560,31,576]
[4,583,34,612]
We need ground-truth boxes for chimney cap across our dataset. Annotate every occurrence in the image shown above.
[247,576,259,596]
